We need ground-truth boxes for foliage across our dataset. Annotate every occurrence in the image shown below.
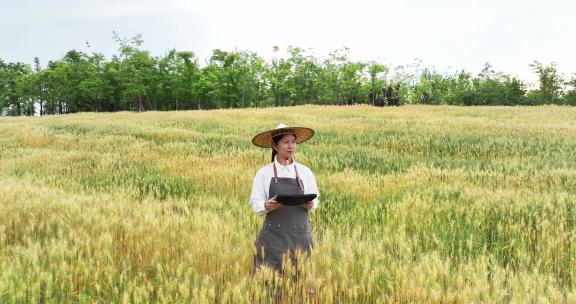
[1,35,574,116]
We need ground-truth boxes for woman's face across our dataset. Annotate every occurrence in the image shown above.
[273,134,297,160]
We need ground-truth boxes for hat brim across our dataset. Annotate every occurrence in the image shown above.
[252,126,315,148]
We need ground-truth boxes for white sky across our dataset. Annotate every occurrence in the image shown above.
[1,0,575,86]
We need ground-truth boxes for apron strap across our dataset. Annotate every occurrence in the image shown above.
[272,161,279,184]
[294,165,305,193]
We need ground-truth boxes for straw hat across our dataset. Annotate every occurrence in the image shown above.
[252,124,315,148]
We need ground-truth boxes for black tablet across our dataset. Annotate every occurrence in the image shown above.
[275,194,317,206]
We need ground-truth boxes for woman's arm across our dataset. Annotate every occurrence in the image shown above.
[303,167,320,213]
[249,171,269,216]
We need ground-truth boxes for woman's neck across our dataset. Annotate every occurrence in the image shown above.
[276,155,293,166]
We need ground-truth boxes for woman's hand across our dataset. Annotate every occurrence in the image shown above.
[300,201,313,211]
[265,195,281,213]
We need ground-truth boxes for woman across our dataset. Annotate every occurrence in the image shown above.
[250,123,320,272]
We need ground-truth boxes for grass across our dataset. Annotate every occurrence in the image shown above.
[0,104,575,303]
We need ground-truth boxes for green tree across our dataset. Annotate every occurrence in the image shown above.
[175,51,201,110]
[287,47,323,105]
[472,63,527,106]
[323,48,348,105]
[33,57,45,115]
[390,62,420,105]
[156,49,181,110]
[202,49,267,108]
[367,62,388,106]
[235,51,267,108]
[0,60,32,115]
[61,50,92,113]
[339,61,366,105]
[266,46,293,107]
[205,49,238,108]
[43,60,66,114]
[528,61,564,105]
[199,63,223,109]
[564,75,576,106]
[113,33,156,111]
[414,68,445,105]
[14,71,38,116]
[78,53,111,112]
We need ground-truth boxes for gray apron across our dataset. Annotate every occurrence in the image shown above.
[254,162,314,271]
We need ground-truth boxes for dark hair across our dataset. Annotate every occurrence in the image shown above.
[271,133,297,162]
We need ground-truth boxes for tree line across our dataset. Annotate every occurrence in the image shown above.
[1,33,575,116]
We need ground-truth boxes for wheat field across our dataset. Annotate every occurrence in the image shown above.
[1,105,575,303]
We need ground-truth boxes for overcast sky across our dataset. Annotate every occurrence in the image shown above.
[1,0,575,85]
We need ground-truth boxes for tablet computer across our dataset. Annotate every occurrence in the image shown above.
[275,194,317,206]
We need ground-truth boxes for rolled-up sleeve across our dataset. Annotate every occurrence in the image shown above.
[249,170,268,216]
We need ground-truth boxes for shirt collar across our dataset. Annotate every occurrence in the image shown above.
[274,155,295,172]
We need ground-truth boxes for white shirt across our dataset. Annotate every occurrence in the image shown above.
[249,155,320,216]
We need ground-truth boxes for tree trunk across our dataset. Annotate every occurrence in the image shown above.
[94,100,103,112]
[334,79,339,105]
[146,95,154,111]
[370,79,375,106]
[176,91,179,110]
[138,94,143,112]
